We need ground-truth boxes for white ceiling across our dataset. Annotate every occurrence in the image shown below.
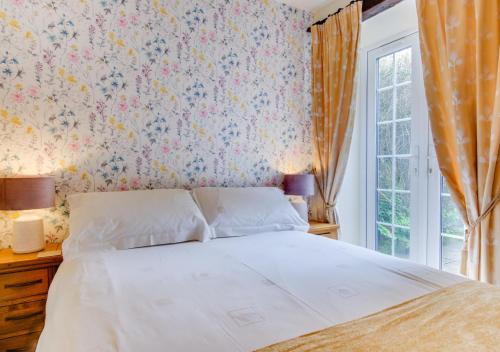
[279,0,334,12]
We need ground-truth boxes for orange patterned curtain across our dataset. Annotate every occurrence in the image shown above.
[417,0,500,284]
[310,1,362,224]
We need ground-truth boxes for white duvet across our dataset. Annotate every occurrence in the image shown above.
[37,231,465,352]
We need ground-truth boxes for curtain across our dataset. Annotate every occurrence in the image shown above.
[310,1,362,224]
[417,0,500,284]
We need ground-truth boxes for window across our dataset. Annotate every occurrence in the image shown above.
[440,177,465,273]
[365,33,465,273]
[374,48,412,259]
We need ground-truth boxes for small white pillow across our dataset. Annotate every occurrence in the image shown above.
[192,187,309,238]
[63,189,210,259]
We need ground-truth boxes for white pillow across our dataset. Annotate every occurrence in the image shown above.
[192,187,309,238]
[63,189,210,259]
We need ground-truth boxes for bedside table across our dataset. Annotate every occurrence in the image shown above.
[0,243,62,352]
[308,221,339,240]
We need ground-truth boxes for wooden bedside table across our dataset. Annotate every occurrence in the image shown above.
[308,221,339,240]
[0,243,62,352]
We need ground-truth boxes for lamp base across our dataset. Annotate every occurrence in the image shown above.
[289,197,309,222]
[12,214,45,254]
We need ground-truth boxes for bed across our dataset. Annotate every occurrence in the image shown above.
[37,230,466,352]
[37,187,500,351]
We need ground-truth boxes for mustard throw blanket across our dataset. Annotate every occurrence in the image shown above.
[258,281,500,352]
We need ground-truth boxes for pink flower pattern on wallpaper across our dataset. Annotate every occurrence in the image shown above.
[0,0,312,247]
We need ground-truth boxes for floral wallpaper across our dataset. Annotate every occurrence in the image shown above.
[0,0,312,247]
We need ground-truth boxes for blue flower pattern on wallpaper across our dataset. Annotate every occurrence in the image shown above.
[0,0,311,247]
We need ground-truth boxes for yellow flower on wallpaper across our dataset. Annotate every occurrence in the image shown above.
[66,75,77,84]
[10,116,22,126]
[8,19,19,30]
[67,164,78,174]
[228,20,239,33]
[2,211,20,220]
[159,7,168,16]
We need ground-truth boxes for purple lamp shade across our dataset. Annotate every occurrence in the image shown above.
[283,174,315,197]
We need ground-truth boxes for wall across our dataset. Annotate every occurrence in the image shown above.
[336,0,419,245]
[359,0,418,48]
[0,0,312,247]
[312,0,350,21]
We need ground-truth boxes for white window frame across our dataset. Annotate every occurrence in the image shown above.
[365,32,429,265]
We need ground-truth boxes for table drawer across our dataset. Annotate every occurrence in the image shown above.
[0,270,48,302]
[0,332,40,352]
[0,301,45,338]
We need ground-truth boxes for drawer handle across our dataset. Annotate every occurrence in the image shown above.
[7,348,30,352]
[5,310,44,321]
[4,279,43,289]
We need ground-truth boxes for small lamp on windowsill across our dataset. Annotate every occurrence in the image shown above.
[0,176,55,254]
[283,174,314,221]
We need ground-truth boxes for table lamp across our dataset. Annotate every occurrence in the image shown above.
[283,174,314,221]
[0,176,55,253]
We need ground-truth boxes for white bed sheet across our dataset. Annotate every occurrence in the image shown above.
[37,231,465,352]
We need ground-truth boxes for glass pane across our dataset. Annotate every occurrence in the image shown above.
[377,124,393,156]
[394,192,410,226]
[377,89,393,122]
[441,177,451,195]
[377,191,393,223]
[395,158,410,191]
[442,236,463,273]
[378,54,394,88]
[396,84,411,119]
[377,223,392,255]
[377,158,392,189]
[441,195,464,236]
[395,48,411,83]
[395,120,411,154]
[395,227,410,259]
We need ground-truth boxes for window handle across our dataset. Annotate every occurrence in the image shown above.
[411,146,420,176]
